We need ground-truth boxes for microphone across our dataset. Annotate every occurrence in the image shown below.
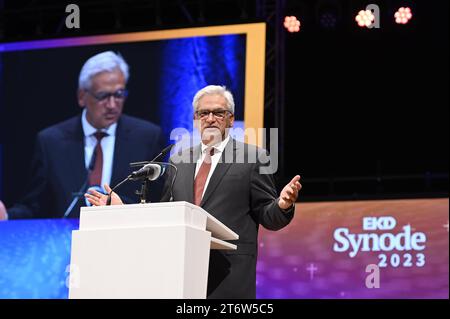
[129,163,162,181]
[105,144,174,206]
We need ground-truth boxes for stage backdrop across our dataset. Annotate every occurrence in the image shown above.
[0,198,447,298]
[257,198,449,298]
[0,23,265,208]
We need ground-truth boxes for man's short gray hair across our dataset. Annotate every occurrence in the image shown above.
[192,85,235,114]
[78,51,129,90]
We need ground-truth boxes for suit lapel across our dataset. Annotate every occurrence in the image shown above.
[200,138,235,207]
[63,116,87,188]
[111,117,132,186]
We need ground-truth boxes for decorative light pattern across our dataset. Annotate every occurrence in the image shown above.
[395,7,413,24]
[355,10,375,28]
[284,16,301,33]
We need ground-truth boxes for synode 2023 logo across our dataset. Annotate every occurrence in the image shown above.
[333,216,427,268]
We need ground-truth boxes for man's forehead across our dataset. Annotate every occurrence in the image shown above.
[198,94,227,106]
[90,71,126,89]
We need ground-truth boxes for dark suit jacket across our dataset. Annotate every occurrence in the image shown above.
[161,138,294,299]
[7,114,164,219]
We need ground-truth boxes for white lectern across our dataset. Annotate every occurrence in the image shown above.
[68,201,238,299]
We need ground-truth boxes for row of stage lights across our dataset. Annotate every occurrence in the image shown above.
[284,6,413,33]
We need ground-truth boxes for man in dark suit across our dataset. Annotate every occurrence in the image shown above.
[0,51,163,220]
[85,85,301,299]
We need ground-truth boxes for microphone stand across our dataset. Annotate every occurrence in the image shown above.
[129,161,178,203]
[136,179,150,204]
[133,145,175,204]
[130,162,165,204]
[63,180,88,218]
[63,150,96,218]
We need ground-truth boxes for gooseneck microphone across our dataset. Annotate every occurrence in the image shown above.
[128,163,162,181]
[105,144,175,206]
[151,144,175,162]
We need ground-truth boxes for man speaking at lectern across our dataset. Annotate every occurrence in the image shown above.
[86,85,301,299]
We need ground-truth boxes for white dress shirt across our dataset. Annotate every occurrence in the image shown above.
[81,109,116,191]
[194,135,230,198]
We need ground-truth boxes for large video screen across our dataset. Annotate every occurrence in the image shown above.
[0,23,266,207]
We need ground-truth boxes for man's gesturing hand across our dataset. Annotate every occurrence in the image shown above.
[85,184,124,206]
[278,175,302,211]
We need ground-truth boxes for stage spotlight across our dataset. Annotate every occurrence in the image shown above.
[320,12,338,29]
[394,7,413,24]
[355,10,375,28]
[284,16,301,33]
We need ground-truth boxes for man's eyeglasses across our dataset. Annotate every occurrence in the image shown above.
[195,109,232,119]
[86,89,128,102]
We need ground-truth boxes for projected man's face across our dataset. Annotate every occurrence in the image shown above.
[194,94,234,146]
[78,68,126,129]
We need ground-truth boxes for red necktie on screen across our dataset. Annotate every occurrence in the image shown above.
[88,131,107,186]
[194,147,215,206]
